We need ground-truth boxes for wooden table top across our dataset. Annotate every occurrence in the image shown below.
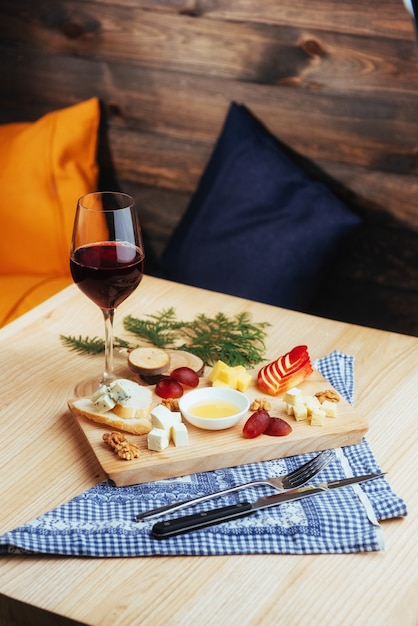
[0,276,417,626]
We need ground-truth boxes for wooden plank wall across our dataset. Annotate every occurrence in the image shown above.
[0,0,417,335]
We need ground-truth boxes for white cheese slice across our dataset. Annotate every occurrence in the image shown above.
[147,427,169,452]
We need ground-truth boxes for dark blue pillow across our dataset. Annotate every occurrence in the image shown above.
[160,102,361,310]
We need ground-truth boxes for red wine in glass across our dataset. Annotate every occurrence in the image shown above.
[70,192,144,396]
[70,241,144,310]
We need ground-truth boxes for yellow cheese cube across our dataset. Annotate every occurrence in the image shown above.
[236,370,252,392]
[293,402,308,421]
[219,367,239,388]
[304,395,321,415]
[209,360,251,391]
[208,360,230,383]
[211,379,230,388]
[310,408,326,426]
[322,400,338,418]
[283,387,302,406]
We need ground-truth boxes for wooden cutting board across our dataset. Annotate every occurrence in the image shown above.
[69,369,368,487]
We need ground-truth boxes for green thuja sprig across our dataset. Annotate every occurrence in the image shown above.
[123,308,183,349]
[123,309,269,367]
[60,308,270,367]
[59,335,132,355]
[176,312,269,367]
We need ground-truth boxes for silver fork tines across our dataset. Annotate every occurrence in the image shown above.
[135,449,334,522]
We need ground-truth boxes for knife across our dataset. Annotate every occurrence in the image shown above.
[151,473,384,539]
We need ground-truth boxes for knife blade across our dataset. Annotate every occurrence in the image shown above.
[151,473,384,539]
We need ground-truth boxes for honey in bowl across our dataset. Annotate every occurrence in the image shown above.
[179,387,250,430]
[189,400,241,419]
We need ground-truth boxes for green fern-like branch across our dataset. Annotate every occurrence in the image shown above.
[60,309,270,367]
[59,335,133,355]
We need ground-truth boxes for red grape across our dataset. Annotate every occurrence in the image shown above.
[264,417,292,437]
[155,378,184,399]
[243,410,271,439]
[171,367,199,388]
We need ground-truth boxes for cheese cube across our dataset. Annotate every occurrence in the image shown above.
[108,379,132,403]
[211,379,230,388]
[151,412,176,434]
[304,395,321,415]
[170,412,182,424]
[234,366,252,392]
[322,400,338,418]
[94,392,116,413]
[91,385,108,402]
[218,367,238,388]
[208,360,230,383]
[172,422,189,446]
[147,428,169,452]
[283,387,302,406]
[150,404,172,421]
[310,408,326,426]
[151,406,182,440]
[286,404,294,416]
[293,402,308,421]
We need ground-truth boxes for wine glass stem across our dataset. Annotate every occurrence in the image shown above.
[102,308,115,385]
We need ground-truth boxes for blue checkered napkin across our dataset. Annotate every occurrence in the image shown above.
[0,353,407,557]
[314,350,355,405]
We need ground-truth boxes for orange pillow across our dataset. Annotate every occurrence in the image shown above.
[0,98,100,277]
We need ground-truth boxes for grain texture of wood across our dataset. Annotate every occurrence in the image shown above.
[0,277,417,626]
[0,1,417,328]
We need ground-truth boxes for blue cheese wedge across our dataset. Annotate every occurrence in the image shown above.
[108,379,132,403]
[93,392,116,413]
[91,385,108,403]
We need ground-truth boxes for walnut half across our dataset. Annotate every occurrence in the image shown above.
[250,397,272,411]
[315,389,340,404]
[161,398,180,411]
[103,432,141,461]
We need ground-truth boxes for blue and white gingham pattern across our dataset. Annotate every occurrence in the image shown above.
[0,352,407,557]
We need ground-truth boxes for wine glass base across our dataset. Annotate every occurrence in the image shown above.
[73,363,137,398]
[73,376,110,398]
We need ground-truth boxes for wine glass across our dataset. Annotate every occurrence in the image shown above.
[70,191,145,397]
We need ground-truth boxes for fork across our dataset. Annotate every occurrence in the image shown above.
[135,449,334,521]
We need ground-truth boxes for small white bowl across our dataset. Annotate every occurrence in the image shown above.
[179,386,250,431]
